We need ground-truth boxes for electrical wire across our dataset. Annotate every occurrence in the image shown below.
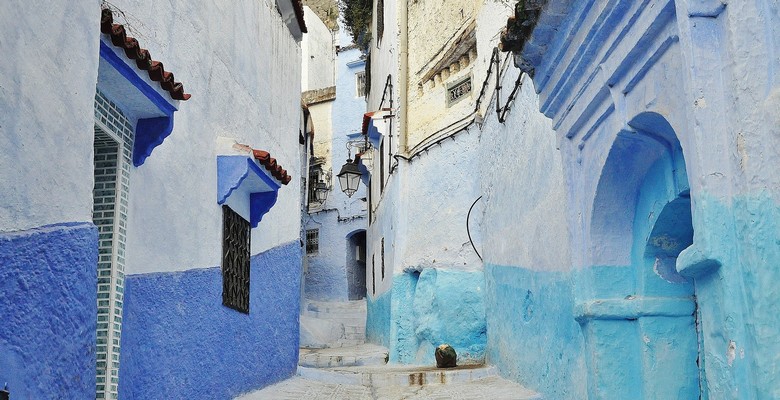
[466,195,483,261]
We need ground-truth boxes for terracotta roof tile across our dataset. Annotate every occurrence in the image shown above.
[293,0,308,33]
[252,149,291,185]
[101,8,191,101]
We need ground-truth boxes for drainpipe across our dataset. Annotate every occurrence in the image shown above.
[397,0,409,155]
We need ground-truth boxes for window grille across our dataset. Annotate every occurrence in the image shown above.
[308,167,322,204]
[447,76,472,106]
[306,229,319,254]
[222,205,251,313]
[356,71,367,98]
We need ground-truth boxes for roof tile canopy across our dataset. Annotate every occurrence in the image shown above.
[253,149,292,185]
[101,8,191,101]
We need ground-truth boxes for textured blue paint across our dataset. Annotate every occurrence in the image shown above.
[134,116,174,167]
[217,155,281,228]
[118,241,301,399]
[389,269,486,365]
[366,290,392,348]
[0,223,97,399]
[99,40,176,167]
[485,264,587,399]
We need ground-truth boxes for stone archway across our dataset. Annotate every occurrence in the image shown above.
[346,230,367,300]
[576,112,703,399]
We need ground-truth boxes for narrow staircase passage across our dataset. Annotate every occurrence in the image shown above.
[237,299,541,399]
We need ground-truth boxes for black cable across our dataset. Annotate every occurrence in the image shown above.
[466,195,483,261]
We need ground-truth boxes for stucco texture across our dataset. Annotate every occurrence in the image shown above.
[118,241,302,399]
[0,223,98,399]
[0,2,99,232]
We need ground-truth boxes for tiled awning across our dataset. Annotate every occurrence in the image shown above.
[101,8,191,101]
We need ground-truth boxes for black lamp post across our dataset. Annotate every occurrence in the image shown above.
[337,156,362,198]
[313,181,329,203]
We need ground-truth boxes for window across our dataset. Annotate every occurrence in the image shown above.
[306,229,319,254]
[308,165,322,205]
[356,71,367,97]
[222,205,251,314]
[372,254,376,295]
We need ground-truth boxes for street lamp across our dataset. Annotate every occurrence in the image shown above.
[337,156,362,197]
[313,181,329,203]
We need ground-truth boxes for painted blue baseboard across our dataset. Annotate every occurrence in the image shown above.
[118,241,302,400]
[387,269,487,365]
[366,290,391,348]
[484,263,587,399]
[0,223,98,399]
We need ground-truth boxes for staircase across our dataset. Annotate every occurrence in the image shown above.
[298,299,389,368]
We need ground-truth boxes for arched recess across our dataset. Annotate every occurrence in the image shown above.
[346,229,367,300]
[575,112,704,399]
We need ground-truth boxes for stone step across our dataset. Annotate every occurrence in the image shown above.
[306,300,367,312]
[303,310,366,320]
[298,344,388,368]
[297,364,506,388]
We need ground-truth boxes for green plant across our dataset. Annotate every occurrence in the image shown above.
[340,0,372,50]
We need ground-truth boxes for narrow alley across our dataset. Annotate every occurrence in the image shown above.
[2,0,779,399]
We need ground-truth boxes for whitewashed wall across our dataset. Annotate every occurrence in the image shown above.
[302,6,335,91]
[0,2,100,233]
[103,0,303,274]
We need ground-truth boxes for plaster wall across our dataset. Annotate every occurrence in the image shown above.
[511,0,780,397]
[0,1,99,232]
[478,67,586,397]
[310,101,334,166]
[118,241,301,399]
[304,25,368,301]
[104,0,303,275]
[302,6,335,91]
[0,2,101,398]
[405,0,514,149]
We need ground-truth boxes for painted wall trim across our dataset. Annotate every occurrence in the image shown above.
[217,155,281,228]
[574,296,695,322]
[99,40,177,167]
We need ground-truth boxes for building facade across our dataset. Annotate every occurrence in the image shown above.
[301,6,369,303]
[0,1,306,398]
[361,0,517,365]
[361,0,780,399]
[483,0,780,398]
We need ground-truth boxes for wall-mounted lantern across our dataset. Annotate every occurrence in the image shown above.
[337,156,362,198]
[313,181,330,203]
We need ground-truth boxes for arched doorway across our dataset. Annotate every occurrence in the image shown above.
[577,113,703,399]
[346,230,367,300]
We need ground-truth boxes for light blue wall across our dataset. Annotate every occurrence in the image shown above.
[388,269,486,365]
[118,241,301,399]
[497,0,780,398]
[0,223,97,399]
[303,30,368,302]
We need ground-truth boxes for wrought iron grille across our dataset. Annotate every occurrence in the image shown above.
[306,229,319,254]
[222,205,251,313]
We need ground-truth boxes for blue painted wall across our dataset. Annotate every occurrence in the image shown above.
[366,289,392,348]
[118,241,301,399]
[0,223,97,399]
[388,269,486,365]
[485,264,586,399]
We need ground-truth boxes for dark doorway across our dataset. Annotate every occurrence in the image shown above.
[346,230,367,300]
